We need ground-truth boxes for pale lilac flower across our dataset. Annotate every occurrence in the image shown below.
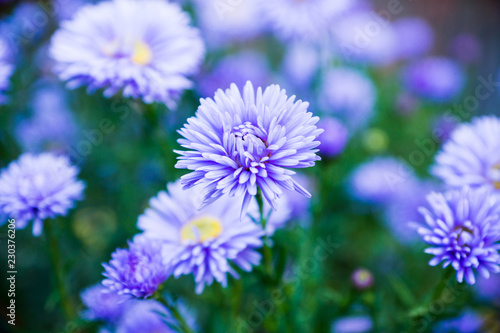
[349,157,416,205]
[0,153,85,236]
[416,187,500,285]
[137,181,266,294]
[318,117,349,158]
[393,17,434,59]
[319,68,376,130]
[259,0,353,41]
[175,81,322,217]
[331,316,373,333]
[102,237,169,298]
[193,0,265,47]
[15,85,79,152]
[332,11,399,66]
[0,38,13,104]
[432,116,500,193]
[351,268,374,290]
[282,43,319,88]
[50,0,205,107]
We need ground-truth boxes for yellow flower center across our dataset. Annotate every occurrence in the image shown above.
[131,41,153,66]
[180,216,223,243]
[493,163,500,190]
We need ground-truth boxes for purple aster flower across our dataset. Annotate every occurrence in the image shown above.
[102,237,169,298]
[0,38,13,104]
[332,11,398,66]
[0,153,85,236]
[175,81,322,217]
[402,57,465,103]
[258,0,353,41]
[416,186,500,285]
[432,116,500,193]
[450,33,482,64]
[49,0,205,107]
[137,181,266,294]
[393,17,434,60]
[434,310,484,333]
[319,68,376,131]
[115,300,177,333]
[15,85,79,153]
[193,0,264,48]
[349,157,417,205]
[80,284,130,323]
[318,117,349,158]
[331,315,373,333]
[198,51,271,98]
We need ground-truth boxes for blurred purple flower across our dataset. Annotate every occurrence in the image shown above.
[80,284,130,323]
[393,17,434,59]
[416,186,500,285]
[175,81,322,217]
[281,43,319,88]
[451,33,482,64]
[0,38,13,104]
[193,0,265,48]
[332,11,399,66]
[318,117,348,158]
[434,310,484,333]
[384,180,437,243]
[351,268,374,290]
[137,181,266,294]
[198,51,270,98]
[475,274,500,304]
[0,3,48,49]
[0,153,85,236]
[349,157,416,205]
[115,300,178,333]
[402,57,465,103]
[320,68,376,130]
[54,0,88,22]
[15,85,79,153]
[50,0,205,107]
[432,116,500,193]
[432,115,459,143]
[331,315,373,333]
[259,0,353,41]
[102,237,169,298]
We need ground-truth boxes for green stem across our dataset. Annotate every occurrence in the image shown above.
[45,219,75,321]
[154,292,193,333]
[256,190,273,279]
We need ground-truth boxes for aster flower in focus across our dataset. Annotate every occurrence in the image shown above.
[137,181,266,294]
[0,153,85,236]
[80,284,130,323]
[50,0,205,107]
[259,0,353,41]
[432,116,500,194]
[401,57,464,103]
[319,68,376,131]
[0,38,13,104]
[175,81,322,217]
[416,187,500,285]
[102,237,169,298]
